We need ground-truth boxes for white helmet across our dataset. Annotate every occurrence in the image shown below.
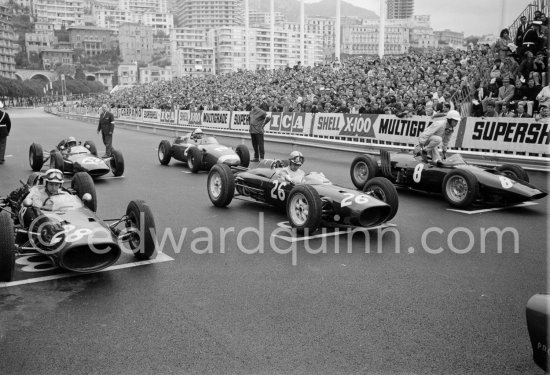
[192,128,204,139]
[446,110,461,123]
[289,151,304,166]
[44,168,64,184]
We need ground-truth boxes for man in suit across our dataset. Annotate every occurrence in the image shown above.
[97,104,115,157]
[0,101,11,164]
[515,16,529,46]
[495,77,516,114]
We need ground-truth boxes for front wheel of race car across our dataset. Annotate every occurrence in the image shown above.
[158,140,172,165]
[29,142,44,171]
[72,172,97,212]
[442,169,479,208]
[235,144,250,168]
[496,164,529,183]
[350,155,379,190]
[84,140,98,156]
[208,164,235,207]
[49,149,64,171]
[286,185,323,233]
[110,149,125,177]
[126,200,157,260]
[0,211,16,282]
[363,177,399,221]
[187,146,202,173]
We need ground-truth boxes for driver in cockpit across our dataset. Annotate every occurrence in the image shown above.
[58,137,78,154]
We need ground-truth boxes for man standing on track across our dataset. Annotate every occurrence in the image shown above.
[97,103,115,157]
[0,101,11,164]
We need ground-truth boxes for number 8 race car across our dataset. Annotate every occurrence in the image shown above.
[0,172,157,282]
[207,159,399,233]
[350,150,547,208]
[29,138,124,178]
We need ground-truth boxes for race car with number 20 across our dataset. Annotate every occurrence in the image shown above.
[350,150,547,208]
[207,159,398,232]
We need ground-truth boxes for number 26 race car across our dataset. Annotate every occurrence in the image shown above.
[350,150,547,208]
[207,159,398,233]
[29,137,125,178]
[0,172,157,282]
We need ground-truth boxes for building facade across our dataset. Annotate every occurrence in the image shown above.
[0,4,16,79]
[67,26,116,56]
[33,0,89,30]
[118,62,138,85]
[387,0,414,19]
[94,70,114,91]
[119,22,154,63]
[341,19,410,56]
[92,0,173,33]
[434,29,465,48]
[139,65,172,84]
[170,28,214,77]
[25,32,57,59]
[173,0,244,30]
[408,15,437,49]
[39,48,74,70]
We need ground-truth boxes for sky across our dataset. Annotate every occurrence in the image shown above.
[304,0,535,36]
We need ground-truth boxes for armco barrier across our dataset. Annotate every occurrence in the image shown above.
[45,106,550,171]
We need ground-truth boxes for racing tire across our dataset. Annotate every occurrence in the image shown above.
[0,211,16,282]
[286,185,323,233]
[208,164,235,207]
[363,177,399,221]
[84,140,98,156]
[187,146,202,173]
[29,143,44,171]
[236,144,250,168]
[126,200,157,260]
[27,172,41,187]
[496,164,529,183]
[442,169,479,208]
[50,149,64,172]
[158,140,172,165]
[71,172,97,212]
[110,149,125,177]
[350,155,379,190]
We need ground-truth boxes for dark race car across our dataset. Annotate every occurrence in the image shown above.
[350,150,547,208]
[158,132,250,172]
[526,294,550,372]
[207,159,398,232]
[29,138,124,178]
[0,172,157,282]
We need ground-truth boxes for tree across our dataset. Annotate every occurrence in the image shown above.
[75,65,86,80]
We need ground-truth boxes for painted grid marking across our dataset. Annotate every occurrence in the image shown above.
[274,223,397,243]
[0,252,174,288]
[447,202,538,214]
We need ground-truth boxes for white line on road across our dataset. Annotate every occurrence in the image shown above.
[99,176,125,180]
[0,252,174,288]
[5,154,13,158]
[447,202,538,214]
[273,223,397,243]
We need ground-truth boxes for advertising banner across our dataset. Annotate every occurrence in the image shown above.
[268,112,311,135]
[374,115,433,144]
[142,109,160,123]
[177,110,190,126]
[230,111,250,132]
[160,110,176,125]
[188,110,202,126]
[116,108,143,122]
[200,110,231,129]
[311,113,378,139]
[457,117,549,154]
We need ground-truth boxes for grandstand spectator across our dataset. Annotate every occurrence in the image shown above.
[521,21,543,56]
[535,81,550,109]
[472,80,489,117]
[495,77,516,113]
[535,104,549,120]
[518,51,536,82]
[522,77,542,115]
[532,52,546,85]
[515,16,529,46]
[484,101,498,117]
[495,29,512,60]
[516,103,531,118]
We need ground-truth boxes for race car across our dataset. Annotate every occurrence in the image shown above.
[158,130,250,172]
[526,294,550,372]
[0,172,157,282]
[207,159,398,232]
[350,150,547,208]
[29,137,124,178]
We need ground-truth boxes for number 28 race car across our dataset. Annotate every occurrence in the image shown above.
[158,131,250,173]
[207,159,399,232]
[29,137,125,178]
[350,150,547,208]
[0,172,157,282]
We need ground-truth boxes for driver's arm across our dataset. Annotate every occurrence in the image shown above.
[26,186,46,208]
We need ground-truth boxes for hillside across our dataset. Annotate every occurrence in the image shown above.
[250,0,378,21]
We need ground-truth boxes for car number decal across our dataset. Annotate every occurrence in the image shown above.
[413,163,424,183]
[49,225,92,244]
[499,176,514,189]
[82,157,99,164]
[16,255,57,273]
[341,193,369,207]
[271,180,287,200]
[214,146,228,152]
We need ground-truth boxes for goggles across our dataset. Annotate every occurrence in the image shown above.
[290,156,304,165]
[45,171,63,182]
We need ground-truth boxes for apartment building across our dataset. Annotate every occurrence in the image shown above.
[0,4,16,79]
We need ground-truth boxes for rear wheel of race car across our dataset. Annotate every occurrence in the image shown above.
[0,211,15,282]
[27,172,41,187]
[350,155,379,189]
[29,142,44,171]
[158,140,172,165]
[110,149,125,177]
[236,144,250,168]
[496,164,529,183]
[84,140,98,156]
[126,200,157,260]
[208,164,235,207]
[49,149,64,171]
[71,172,97,212]
[187,146,202,173]
[286,185,323,233]
[363,177,399,221]
[442,170,479,208]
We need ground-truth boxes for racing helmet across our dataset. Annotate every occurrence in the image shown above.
[44,168,64,184]
[192,128,204,140]
[446,110,461,124]
[289,151,304,166]
[66,136,77,147]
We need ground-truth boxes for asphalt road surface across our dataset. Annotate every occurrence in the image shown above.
[0,108,548,375]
